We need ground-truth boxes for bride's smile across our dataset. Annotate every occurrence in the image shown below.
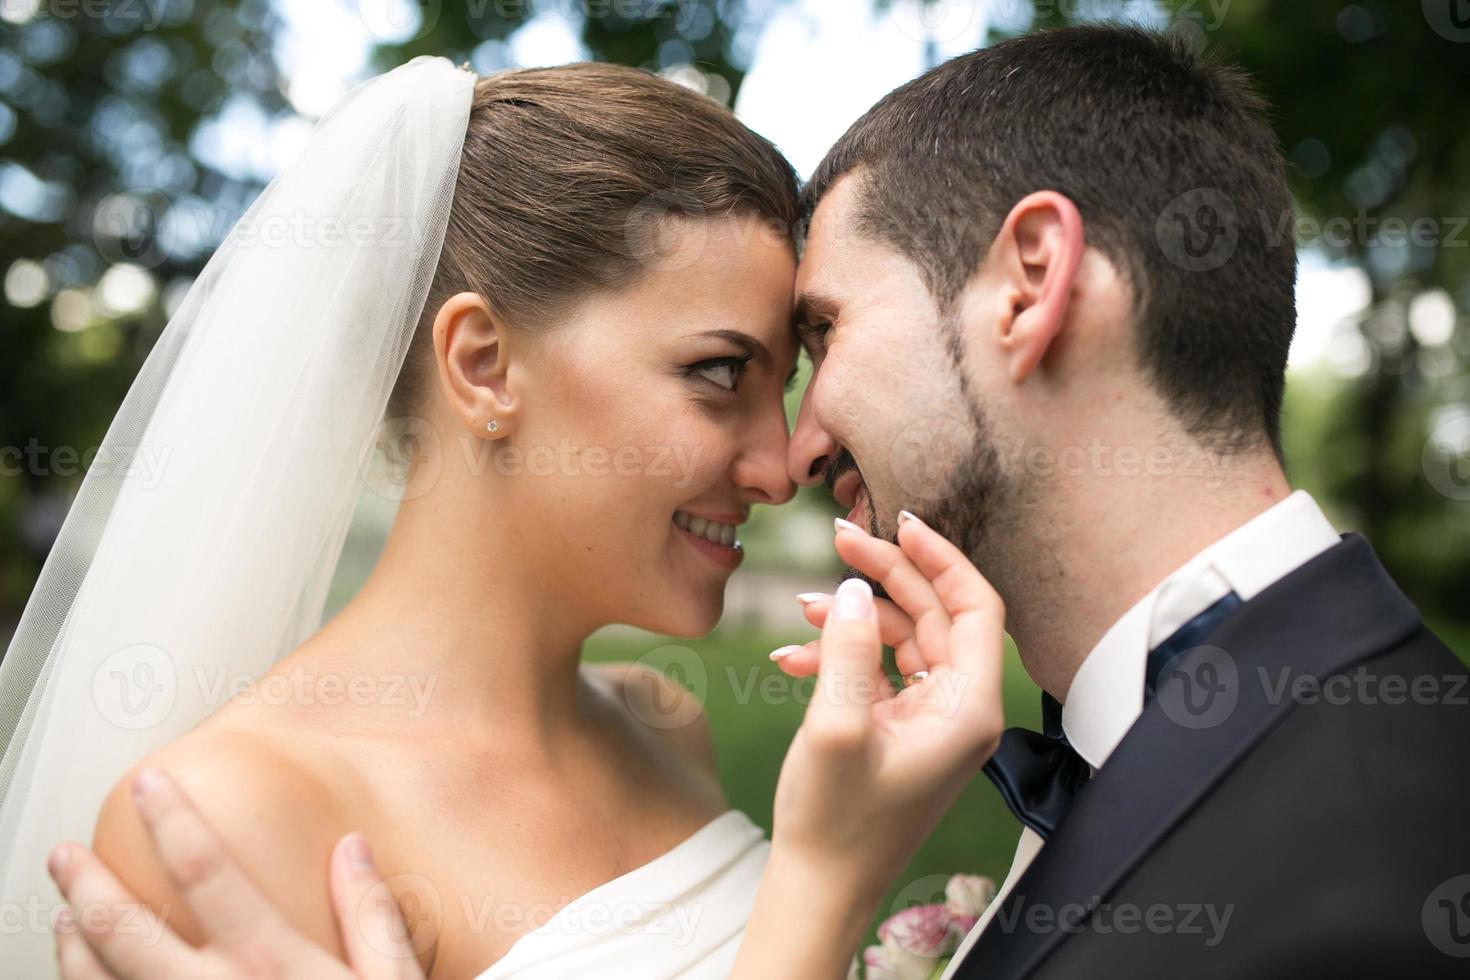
[671,508,746,570]
[411,207,799,640]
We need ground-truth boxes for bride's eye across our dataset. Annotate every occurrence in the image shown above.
[688,355,751,393]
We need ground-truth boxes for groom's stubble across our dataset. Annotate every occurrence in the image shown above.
[857,311,1039,630]
[918,314,1040,611]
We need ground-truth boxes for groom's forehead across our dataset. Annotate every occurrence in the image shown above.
[794,173,913,307]
[794,175,864,290]
[802,171,864,252]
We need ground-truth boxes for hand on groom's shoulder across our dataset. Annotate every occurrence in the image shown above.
[92,727,352,957]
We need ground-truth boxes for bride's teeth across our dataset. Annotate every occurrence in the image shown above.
[674,511,740,548]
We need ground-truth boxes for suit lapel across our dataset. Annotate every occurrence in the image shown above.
[956,535,1422,980]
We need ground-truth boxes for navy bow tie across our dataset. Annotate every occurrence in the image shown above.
[983,592,1244,840]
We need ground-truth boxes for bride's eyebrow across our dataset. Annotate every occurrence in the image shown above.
[694,328,770,364]
[692,327,799,388]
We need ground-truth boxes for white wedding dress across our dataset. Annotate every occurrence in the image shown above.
[473,810,769,978]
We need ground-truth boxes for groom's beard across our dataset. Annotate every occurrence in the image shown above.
[908,394,1013,582]
[901,318,1027,600]
[838,387,1017,605]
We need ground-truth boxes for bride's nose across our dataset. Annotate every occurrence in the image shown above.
[732,402,796,506]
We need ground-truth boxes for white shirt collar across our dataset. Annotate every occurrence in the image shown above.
[1060,490,1340,770]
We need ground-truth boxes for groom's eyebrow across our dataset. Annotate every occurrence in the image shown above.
[792,289,840,357]
[792,290,839,332]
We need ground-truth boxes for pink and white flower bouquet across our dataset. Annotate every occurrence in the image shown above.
[853,873,998,980]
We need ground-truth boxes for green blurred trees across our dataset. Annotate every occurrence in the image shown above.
[1153,0,1470,635]
[0,0,287,616]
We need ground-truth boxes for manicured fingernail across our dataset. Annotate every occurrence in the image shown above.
[46,843,70,879]
[795,592,830,605]
[897,509,926,527]
[344,833,374,870]
[834,517,867,536]
[769,645,803,661]
[133,767,164,803]
[832,578,873,623]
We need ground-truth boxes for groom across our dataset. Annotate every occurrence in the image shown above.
[763,22,1470,978]
[44,24,1470,980]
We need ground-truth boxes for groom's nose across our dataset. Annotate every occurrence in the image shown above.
[786,384,839,488]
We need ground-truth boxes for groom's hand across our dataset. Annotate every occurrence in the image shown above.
[47,769,421,980]
[774,511,1006,906]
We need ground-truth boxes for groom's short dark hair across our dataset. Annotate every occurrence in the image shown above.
[800,25,1295,456]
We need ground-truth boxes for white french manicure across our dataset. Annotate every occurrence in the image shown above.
[831,578,874,623]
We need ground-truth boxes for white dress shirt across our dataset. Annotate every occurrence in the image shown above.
[940,491,1340,977]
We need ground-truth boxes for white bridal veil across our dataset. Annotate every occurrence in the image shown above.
[0,56,474,975]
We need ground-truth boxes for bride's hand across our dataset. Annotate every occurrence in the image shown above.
[732,513,1005,978]
[47,769,419,980]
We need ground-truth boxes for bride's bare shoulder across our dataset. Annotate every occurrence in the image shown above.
[91,721,357,955]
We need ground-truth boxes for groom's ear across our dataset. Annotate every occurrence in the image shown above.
[432,291,520,434]
[989,191,1084,384]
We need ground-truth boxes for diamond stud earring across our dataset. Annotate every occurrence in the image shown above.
[485,419,499,433]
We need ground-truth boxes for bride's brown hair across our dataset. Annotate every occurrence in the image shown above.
[389,61,801,417]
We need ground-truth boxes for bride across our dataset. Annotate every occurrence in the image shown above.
[0,55,803,978]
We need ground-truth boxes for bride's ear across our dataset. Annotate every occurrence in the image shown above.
[430,291,520,437]
[987,191,1085,384]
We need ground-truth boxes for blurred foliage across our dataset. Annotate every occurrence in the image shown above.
[9,1,1460,634]
[1164,0,1470,635]
[0,0,288,615]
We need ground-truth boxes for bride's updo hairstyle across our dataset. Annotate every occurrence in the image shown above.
[388,62,801,419]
